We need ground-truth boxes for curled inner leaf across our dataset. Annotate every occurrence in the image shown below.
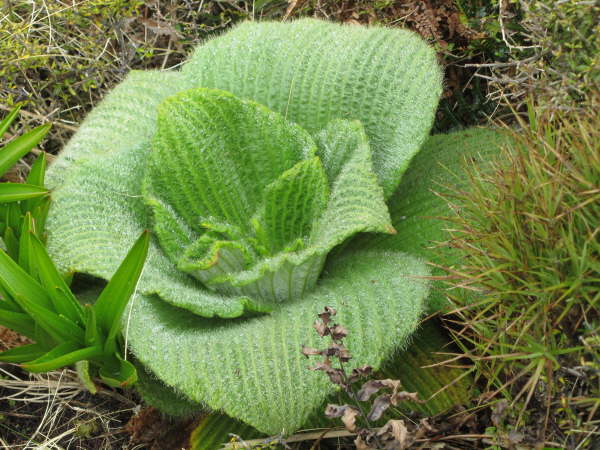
[144,89,394,305]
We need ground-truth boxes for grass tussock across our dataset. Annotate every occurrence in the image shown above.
[440,101,599,447]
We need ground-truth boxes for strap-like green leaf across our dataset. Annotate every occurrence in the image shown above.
[83,304,100,347]
[0,247,54,310]
[76,360,98,394]
[14,294,84,344]
[127,249,429,434]
[98,354,138,388]
[0,183,47,203]
[26,230,84,324]
[31,195,51,240]
[0,123,51,178]
[6,202,21,230]
[0,105,21,138]
[0,286,22,312]
[22,343,103,373]
[182,19,442,197]
[94,230,149,354]
[2,226,18,260]
[26,152,46,187]
[18,213,36,273]
[0,343,46,363]
[0,306,36,339]
[23,152,47,213]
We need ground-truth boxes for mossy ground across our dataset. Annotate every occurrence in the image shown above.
[1,1,598,448]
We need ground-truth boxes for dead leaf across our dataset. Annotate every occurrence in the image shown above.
[330,324,348,340]
[324,404,360,432]
[326,342,351,362]
[348,365,373,384]
[390,390,421,406]
[313,319,329,337]
[301,345,321,358]
[354,435,374,450]
[378,420,409,449]
[367,393,392,421]
[138,18,182,40]
[492,399,509,427]
[309,360,345,386]
[357,379,388,401]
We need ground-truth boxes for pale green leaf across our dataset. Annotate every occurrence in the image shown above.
[46,71,193,189]
[134,362,204,418]
[252,157,328,255]
[144,88,316,261]
[46,73,262,319]
[126,249,429,434]
[0,183,47,203]
[182,19,442,197]
[357,128,513,311]
[311,119,395,247]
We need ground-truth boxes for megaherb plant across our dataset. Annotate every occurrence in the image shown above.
[42,19,509,434]
[0,107,150,388]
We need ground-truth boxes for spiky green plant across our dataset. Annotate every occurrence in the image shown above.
[0,106,150,389]
[0,105,51,259]
[0,230,149,388]
[42,19,508,434]
[440,103,599,447]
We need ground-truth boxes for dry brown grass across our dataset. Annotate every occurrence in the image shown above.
[0,365,139,449]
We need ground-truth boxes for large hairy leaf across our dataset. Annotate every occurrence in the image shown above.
[126,249,429,434]
[46,71,192,188]
[182,19,442,198]
[358,128,512,311]
[145,88,316,256]
[46,73,265,318]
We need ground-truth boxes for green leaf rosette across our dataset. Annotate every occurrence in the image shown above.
[42,19,506,434]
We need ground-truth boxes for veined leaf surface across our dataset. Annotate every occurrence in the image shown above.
[182,19,442,197]
[127,249,429,434]
[358,128,512,311]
